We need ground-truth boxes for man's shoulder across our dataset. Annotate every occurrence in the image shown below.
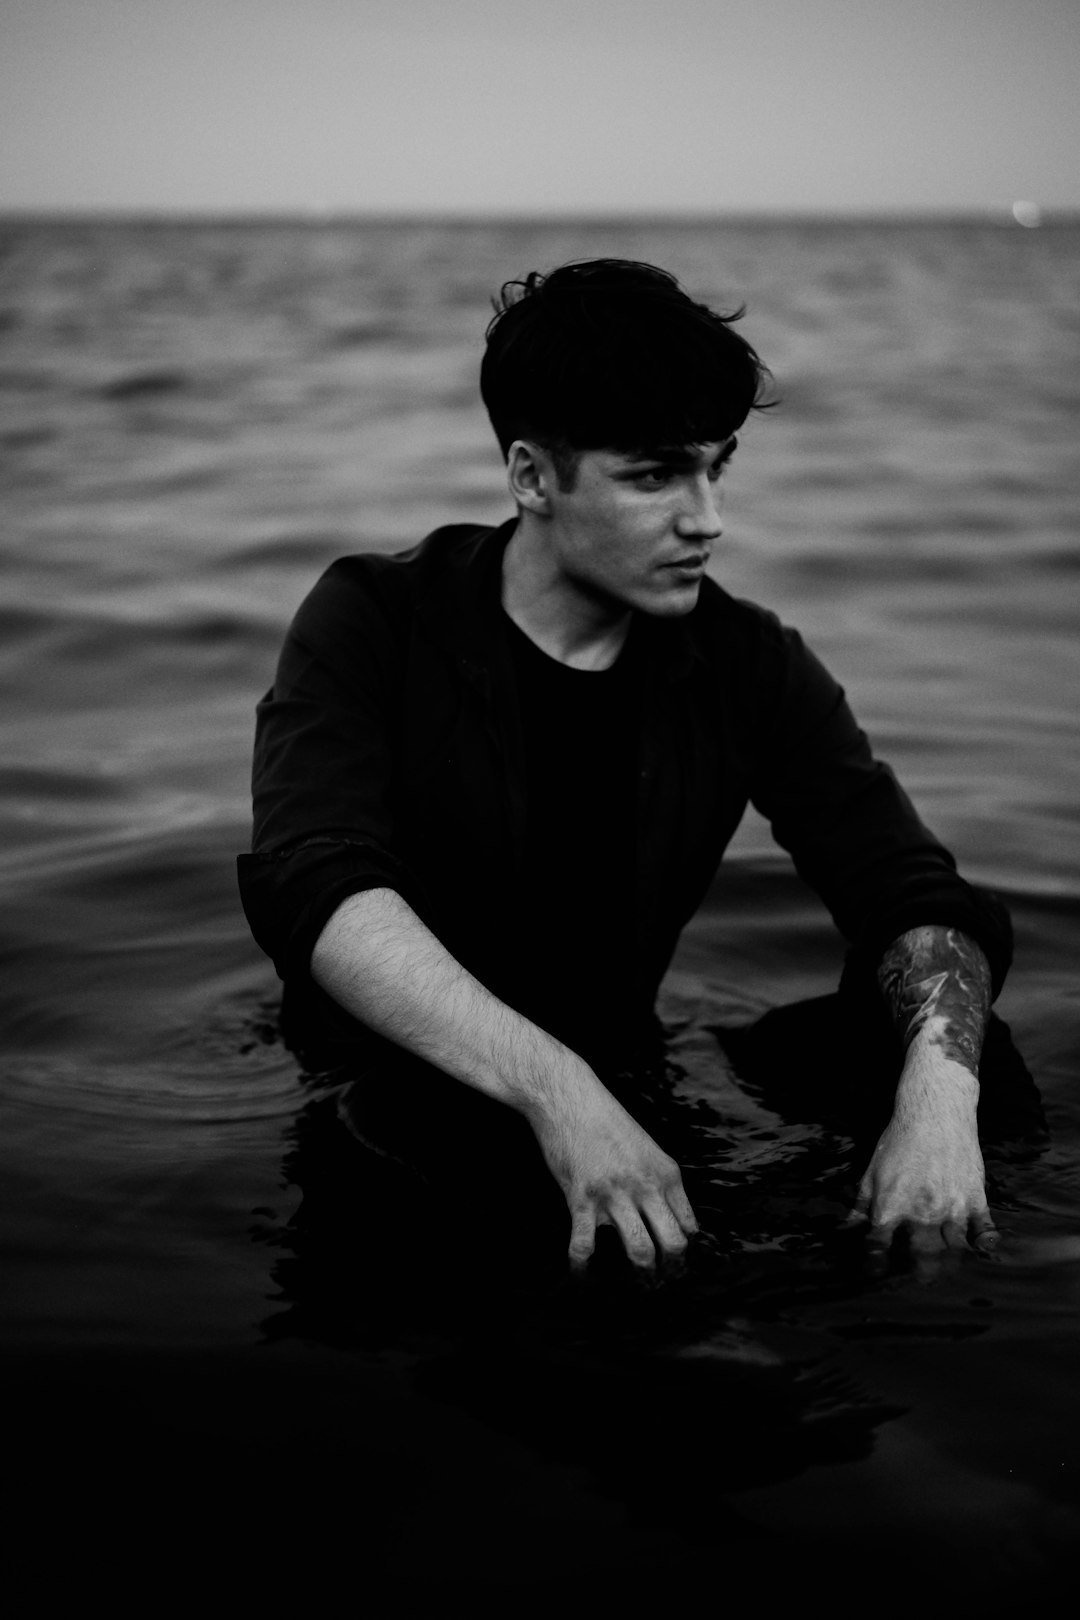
[677,580,841,717]
[690,577,792,658]
[290,520,511,642]
[318,520,506,600]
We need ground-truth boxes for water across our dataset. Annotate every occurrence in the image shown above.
[2,217,1079,1606]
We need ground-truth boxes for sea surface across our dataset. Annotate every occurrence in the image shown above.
[2,216,1078,1608]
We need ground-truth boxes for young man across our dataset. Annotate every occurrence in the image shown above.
[239,258,1012,1271]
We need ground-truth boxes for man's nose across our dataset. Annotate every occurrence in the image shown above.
[675,478,723,540]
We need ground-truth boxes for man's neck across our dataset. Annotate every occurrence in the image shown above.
[501,518,631,671]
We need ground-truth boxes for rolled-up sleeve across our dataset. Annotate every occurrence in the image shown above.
[237,561,416,982]
[750,624,1012,996]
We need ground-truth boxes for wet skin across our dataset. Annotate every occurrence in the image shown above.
[857,925,996,1265]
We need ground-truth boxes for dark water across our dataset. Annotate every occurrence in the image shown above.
[2,217,1079,1607]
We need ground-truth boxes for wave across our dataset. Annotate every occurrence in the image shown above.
[206,532,353,570]
[100,368,191,400]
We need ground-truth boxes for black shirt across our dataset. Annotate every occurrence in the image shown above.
[238,519,1013,1068]
[504,614,643,1056]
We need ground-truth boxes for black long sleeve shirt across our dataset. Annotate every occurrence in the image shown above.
[237,519,1010,1062]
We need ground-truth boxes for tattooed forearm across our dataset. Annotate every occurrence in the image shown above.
[876,926,992,1072]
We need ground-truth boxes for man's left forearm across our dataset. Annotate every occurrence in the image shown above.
[856,925,996,1248]
[876,924,992,1074]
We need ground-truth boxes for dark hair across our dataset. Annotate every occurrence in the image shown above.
[480,258,772,487]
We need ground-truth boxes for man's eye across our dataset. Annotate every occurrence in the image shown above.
[636,469,671,488]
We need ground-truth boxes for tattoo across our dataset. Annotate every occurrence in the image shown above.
[876,926,992,1073]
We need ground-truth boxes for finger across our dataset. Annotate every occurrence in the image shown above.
[970,1209,1000,1255]
[640,1192,690,1259]
[866,1219,898,1252]
[913,1249,946,1285]
[567,1205,597,1270]
[908,1223,946,1255]
[662,1179,699,1238]
[942,1219,969,1252]
[863,1221,897,1275]
[608,1197,657,1270]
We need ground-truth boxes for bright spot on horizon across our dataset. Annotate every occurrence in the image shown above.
[1012,200,1043,226]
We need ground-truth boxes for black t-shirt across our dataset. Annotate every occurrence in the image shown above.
[504,613,644,1060]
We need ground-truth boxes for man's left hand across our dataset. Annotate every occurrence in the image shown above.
[853,1044,997,1255]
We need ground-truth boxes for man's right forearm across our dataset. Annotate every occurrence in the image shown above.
[308,885,699,1268]
[309,885,588,1123]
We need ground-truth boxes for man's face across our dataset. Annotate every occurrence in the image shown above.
[540,438,736,618]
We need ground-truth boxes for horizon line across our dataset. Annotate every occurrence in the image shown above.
[2,203,1077,227]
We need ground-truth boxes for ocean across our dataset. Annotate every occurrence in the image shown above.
[2,216,1078,1607]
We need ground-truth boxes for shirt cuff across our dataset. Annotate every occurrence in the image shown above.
[851,884,1013,1000]
[237,838,417,983]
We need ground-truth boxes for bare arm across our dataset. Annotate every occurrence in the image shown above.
[310,887,697,1267]
[855,925,996,1252]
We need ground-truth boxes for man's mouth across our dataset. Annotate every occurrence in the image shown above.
[662,555,708,572]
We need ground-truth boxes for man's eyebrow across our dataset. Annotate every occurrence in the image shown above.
[623,436,739,467]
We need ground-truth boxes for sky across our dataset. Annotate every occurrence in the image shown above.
[2,0,1077,215]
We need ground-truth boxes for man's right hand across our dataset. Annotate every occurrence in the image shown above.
[529,1074,699,1270]
[311,889,698,1271]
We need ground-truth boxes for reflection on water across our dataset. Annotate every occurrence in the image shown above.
[3,217,1080,1602]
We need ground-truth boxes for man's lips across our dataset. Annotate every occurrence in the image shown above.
[661,554,709,571]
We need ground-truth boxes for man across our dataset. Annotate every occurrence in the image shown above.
[239,258,1012,1272]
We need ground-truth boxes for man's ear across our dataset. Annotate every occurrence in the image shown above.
[506,440,553,514]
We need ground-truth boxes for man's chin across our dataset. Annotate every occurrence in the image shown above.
[638,579,704,617]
